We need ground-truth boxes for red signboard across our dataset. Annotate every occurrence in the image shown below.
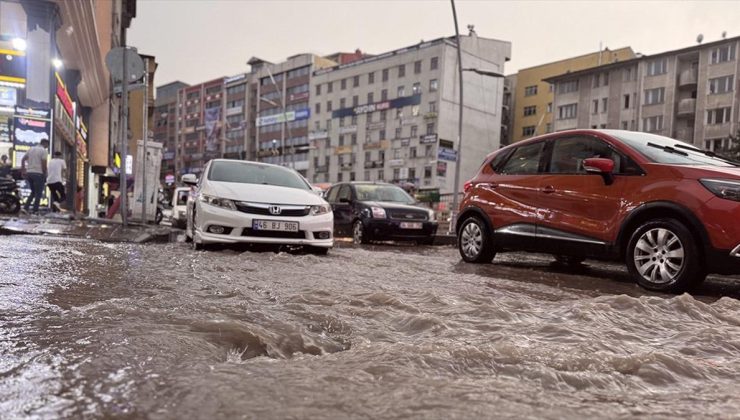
[55,72,74,118]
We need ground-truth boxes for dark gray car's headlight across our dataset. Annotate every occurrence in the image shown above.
[700,179,740,202]
[200,194,237,210]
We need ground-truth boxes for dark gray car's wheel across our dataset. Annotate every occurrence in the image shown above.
[458,216,495,263]
[353,220,369,244]
[626,218,704,293]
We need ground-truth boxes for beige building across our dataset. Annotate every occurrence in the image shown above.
[511,47,636,143]
[546,36,740,150]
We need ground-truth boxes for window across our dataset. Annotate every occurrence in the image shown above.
[426,123,435,135]
[339,98,346,108]
[396,108,403,119]
[410,147,417,158]
[548,137,623,174]
[337,173,343,182]
[414,60,422,74]
[646,58,667,76]
[522,126,536,137]
[351,134,357,145]
[429,79,439,92]
[315,102,321,114]
[644,87,665,105]
[397,86,405,97]
[352,95,359,106]
[710,44,736,64]
[351,115,357,125]
[623,67,633,82]
[425,145,433,157]
[547,103,552,113]
[430,57,439,70]
[429,101,437,113]
[378,170,384,180]
[327,100,332,112]
[316,84,322,95]
[393,168,400,180]
[353,75,360,87]
[287,66,310,78]
[398,64,406,78]
[708,75,734,94]
[381,89,388,101]
[411,125,418,137]
[368,72,375,84]
[367,92,374,103]
[365,151,371,162]
[592,99,599,114]
[593,74,601,88]
[380,110,387,121]
[557,80,578,94]
[602,98,608,113]
[382,69,389,82]
[395,127,402,138]
[326,119,332,130]
[499,142,545,175]
[643,115,664,132]
[524,85,538,96]
[412,82,421,94]
[226,84,246,95]
[558,104,578,120]
[523,105,537,116]
[546,123,552,133]
[327,82,333,93]
[623,94,631,109]
[622,121,629,130]
[707,107,732,125]
[341,79,347,90]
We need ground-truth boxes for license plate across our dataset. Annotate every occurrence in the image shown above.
[253,220,299,232]
[400,222,423,229]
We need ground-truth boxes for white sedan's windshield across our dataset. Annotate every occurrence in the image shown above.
[208,161,310,190]
[355,184,415,204]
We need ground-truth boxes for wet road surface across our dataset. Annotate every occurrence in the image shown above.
[2,235,740,418]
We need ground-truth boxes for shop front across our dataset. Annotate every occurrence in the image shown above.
[53,72,77,211]
[75,115,88,212]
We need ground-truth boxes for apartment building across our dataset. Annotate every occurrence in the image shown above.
[174,78,225,175]
[546,36,740,150]
[308,33,511,194]
[153,81,188,183]
[511,47,636,143]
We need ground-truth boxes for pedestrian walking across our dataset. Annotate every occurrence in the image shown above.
[47,151,67,212]
[21,139,49,215]
[0,154,11,179]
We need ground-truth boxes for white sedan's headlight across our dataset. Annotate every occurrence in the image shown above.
[200,195,237,211]
[309,204,331,215]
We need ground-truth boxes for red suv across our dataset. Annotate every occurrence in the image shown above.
[456,129,740,293]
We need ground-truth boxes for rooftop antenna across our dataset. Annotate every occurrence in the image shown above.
[696,34,704,44]
[722,31,727,39]
[467,24,476,36]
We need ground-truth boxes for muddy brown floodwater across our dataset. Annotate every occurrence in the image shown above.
[2,235,740,419]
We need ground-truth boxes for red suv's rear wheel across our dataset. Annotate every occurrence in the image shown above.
[458,216,496,263]
[626,218,704,293]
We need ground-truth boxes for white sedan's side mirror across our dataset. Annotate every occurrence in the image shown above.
[311,186,324,196]
[182,174,198,185]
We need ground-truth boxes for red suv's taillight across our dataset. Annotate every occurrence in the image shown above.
[463,180,473,193]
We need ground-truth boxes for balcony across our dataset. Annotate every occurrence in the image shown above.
[676,98,696,117]
[678,69,698,87]
[315,165,329,173]
[363,160,385,169]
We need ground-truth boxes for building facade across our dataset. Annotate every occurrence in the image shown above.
[511,47,635,143]
[308,34,511,195]
[153,80,188,184]
[547,36,740,150]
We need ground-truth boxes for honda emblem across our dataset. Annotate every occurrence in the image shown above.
[269,205,282,215]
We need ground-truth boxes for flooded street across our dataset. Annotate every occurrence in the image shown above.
[2,235,740,419]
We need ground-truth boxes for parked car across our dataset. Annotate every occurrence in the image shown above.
[184,159,333,254]
[325,182,437,244]
[456,129,740,293]
[169,186,190,228]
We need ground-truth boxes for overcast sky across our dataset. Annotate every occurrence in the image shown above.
[128,0,740,87]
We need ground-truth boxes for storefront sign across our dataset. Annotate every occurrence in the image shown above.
[439,139,454,149]
[224,74,247,84]
[12,107,51,166]
[55,96,76,146]
[339,125,357,134]
[226,106,243,116]
[400,117,416,126]
[420,134,437,144]
[438,147,457,162]
[55,73,74,119]
[255,108,310,127]
[366,121,385,131]
[288,91,309,102]
[308,130,328,140]
[363,140,389,150]
[165,174,175,184]
[75,117,88,159]
[332,94,422,119]
[0,49,26,87]
[335,145,353,155]
[388,159,405,167]
[424,112,438,120]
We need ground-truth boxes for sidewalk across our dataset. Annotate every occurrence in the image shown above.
[0,213,180,244]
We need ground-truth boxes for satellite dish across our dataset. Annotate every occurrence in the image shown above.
[696,34,704,44]
[105,47,146,83]
[722,31,727,39]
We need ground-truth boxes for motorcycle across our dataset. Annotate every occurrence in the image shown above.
[0,178,21,214]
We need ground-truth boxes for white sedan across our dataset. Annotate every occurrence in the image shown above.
[184,159,333,254]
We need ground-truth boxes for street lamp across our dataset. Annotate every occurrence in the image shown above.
[264,68,293,167]
[449,0,505,235]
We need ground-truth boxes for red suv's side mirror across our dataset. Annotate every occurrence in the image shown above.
[583,158,615,185]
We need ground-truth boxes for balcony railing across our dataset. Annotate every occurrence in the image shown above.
[677,98,696,116]
[679,69,698,87]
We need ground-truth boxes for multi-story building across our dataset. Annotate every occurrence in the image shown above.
[222,73,249,160]
[511,47,635,143]
[546,36,740,150]
[308,33,511,194]
[174,78,225,176]
[501,74,516,145]
[248,54,335,176]
[153,81,188,184]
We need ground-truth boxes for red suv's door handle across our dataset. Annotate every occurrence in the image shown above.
[541,185,556,194]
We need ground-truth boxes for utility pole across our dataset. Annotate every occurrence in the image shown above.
[120,42,129,227]
[141,57,149,224]
[266,67,292,167]
[449,0,464,234]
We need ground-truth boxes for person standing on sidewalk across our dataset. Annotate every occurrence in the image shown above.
[47,151,67,212]
[0,154,11,179]
[21,138,49,215]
